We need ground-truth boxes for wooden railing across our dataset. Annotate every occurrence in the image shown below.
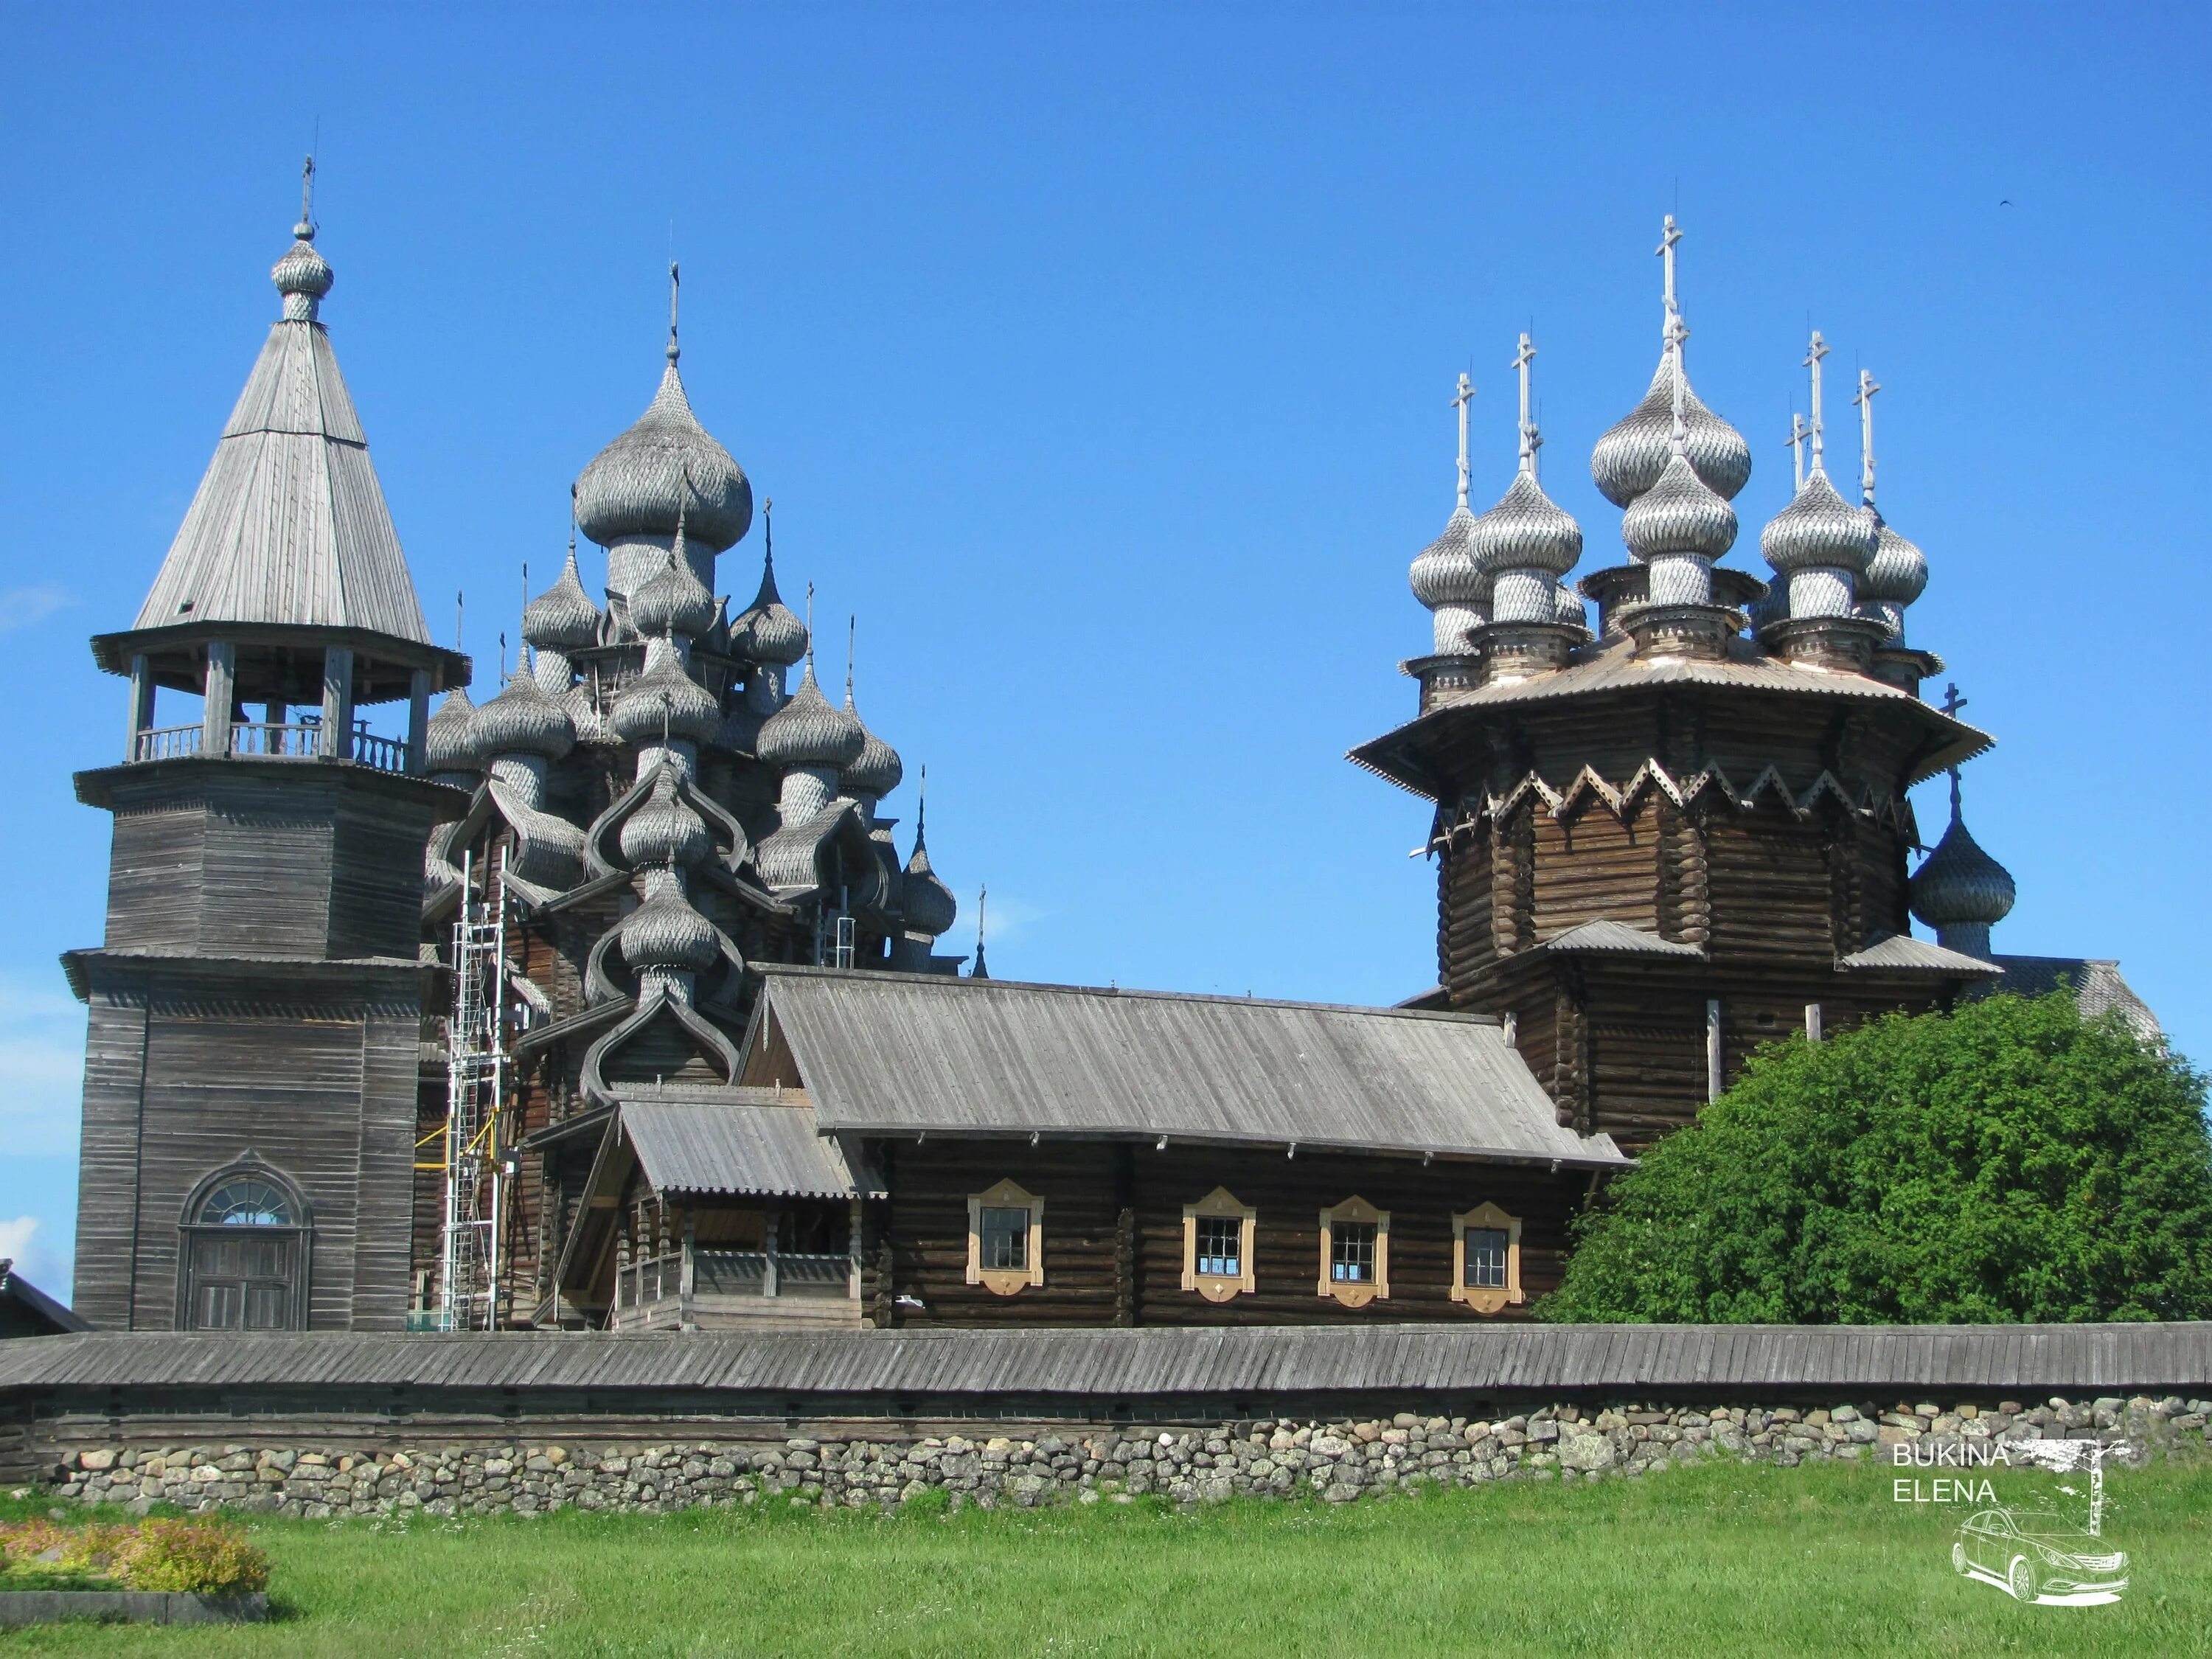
[133,724,204,762]
[129,720,409,772]
[613,1248,852,1315]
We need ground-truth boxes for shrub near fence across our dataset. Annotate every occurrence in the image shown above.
[39,1395,2212,1517]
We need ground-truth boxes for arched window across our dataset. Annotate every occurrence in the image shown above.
[198,1178,295,1227]
[177,1158,311,1331]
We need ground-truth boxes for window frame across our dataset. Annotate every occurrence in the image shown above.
[175,1155,313,1331]
[1315,1195,1390,1307]
[1180,1186,1257,1301]
[965,1178,1044,1295]
[1451,1202,1524,1314]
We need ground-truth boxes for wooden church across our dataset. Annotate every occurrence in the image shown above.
[66,192,2152,1335]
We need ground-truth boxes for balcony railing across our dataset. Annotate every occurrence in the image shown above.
[613,1248,853,1316]
[129,720,410,773]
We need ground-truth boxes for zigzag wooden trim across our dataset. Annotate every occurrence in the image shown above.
[1447,760,1912,834]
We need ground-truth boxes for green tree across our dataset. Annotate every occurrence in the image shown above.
[1541,992,2212,1324]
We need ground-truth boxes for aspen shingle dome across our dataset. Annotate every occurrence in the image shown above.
[619,768,712,869]
[1408,505,1488,609]
[1910,818,2017,930]
[424,687,481,774]
[756,664,864,770]
[574,362,752,553]
[729,554,808,667]
[473,672,574,762]
[1470,470,1583,575]
[630,549,718,641]
[610,650,722,746]
[1622,451,1737,562]
[1590,357,1752,507]
[621,882,720,973]
[842,696,904,799]
[522,548,604,650]
[900,835,958,938]
[1760,469,1878,575]
[1859,515,1929,608]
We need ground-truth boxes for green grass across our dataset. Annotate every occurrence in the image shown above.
[4,1459,2209,1658]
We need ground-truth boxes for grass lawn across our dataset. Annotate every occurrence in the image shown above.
[4,1458,2208,1658]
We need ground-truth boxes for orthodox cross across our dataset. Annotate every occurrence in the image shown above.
[667,261,681,361]
[846,614,857,702]
[1785,412,1809,492]
[299,154,316,232]
[1656,214,1682,333]
[1940,683,1969,815]
[1451,372,1474,509]
[1852,368,1881,507]
[1664,311,1691,452]
[1804,332,1831,473]
[1512,334,1540,476]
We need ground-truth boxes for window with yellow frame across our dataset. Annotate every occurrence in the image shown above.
[1316,1195,1388,1307]
[965,1178,1044,1295]
[1180,1186,1256,1301]
[1451,1202,1523,1313]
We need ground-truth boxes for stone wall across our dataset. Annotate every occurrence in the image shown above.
[35,1396,2212,1518]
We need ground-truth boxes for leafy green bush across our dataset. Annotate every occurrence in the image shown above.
[0,1516,268,1595]
[1543,991,2212,1324]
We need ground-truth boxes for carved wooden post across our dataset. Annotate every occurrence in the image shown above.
[406,667,431,776]
[614,1232,631,1319]
[125,654,154,761]
[1113,1206,1137,1327]
[678,1209,696,1330]
[762,1207,780,1298]
[321,645,355,760]
[201,641,236,756]
[847,1197,863,1304]
[1705,998,1724,1101]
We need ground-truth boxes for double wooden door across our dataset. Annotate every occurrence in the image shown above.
[181,1230,303,1329]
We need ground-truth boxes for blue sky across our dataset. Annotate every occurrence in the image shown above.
[3,4,2205,1298]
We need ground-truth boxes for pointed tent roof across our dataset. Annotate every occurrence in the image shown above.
[130,216,433,646]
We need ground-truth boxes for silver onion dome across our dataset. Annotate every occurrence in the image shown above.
[843,695,904,799]
[630,548,718,641]
[574,362,752,554]
[1760,467,1879,575]
[609,650,723,746]
[756,664,864,771]
[271,224,334,318]
[423,686,481,775]
[729,552,809,667]
[1408,505,1487,609]
[900,835,958,938]
[1470,470,1583,576]
[1859,514,1929,608]
[1622,452,1737,562]
[1909,815,2017,930]
[1554,582,1590,630]
[620,881,720,973]
[619,768,712,870]
[563,683,617,746]
[472,671,575,762]
[1590,357,1752,507]
[523,547,604,650]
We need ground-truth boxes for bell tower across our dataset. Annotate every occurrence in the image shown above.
[66,167,468,1331]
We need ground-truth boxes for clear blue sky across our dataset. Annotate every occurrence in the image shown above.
[4,4,2205,1297]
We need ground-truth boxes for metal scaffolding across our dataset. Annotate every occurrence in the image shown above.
[437,844,509,1330]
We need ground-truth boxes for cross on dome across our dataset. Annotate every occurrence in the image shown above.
[667,261,681,364]
[1804,332,1832,474]
[1451,372,1474,509]
[1852,368,1882,507]
[1657,213,1681,330]
[1787,412,1809,491]
[297,154,316,240]
[1512,333,1541,476]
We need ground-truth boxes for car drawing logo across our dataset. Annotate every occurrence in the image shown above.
[1952,1439,2129,1606]
[1954,1507,2128,1604]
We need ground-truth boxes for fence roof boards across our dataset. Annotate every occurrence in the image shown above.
[7,1324,2208,1405]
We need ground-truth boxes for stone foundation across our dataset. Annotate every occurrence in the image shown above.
[31,1396,2212,1517]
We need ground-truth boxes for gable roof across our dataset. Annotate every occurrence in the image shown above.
[132,297,431,644]
[753,967,1630,1169]
[1981,956,2161,1041]
[1538,918,1704,958]
[0,1259,89,1336]
[623,1098,880,1200]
